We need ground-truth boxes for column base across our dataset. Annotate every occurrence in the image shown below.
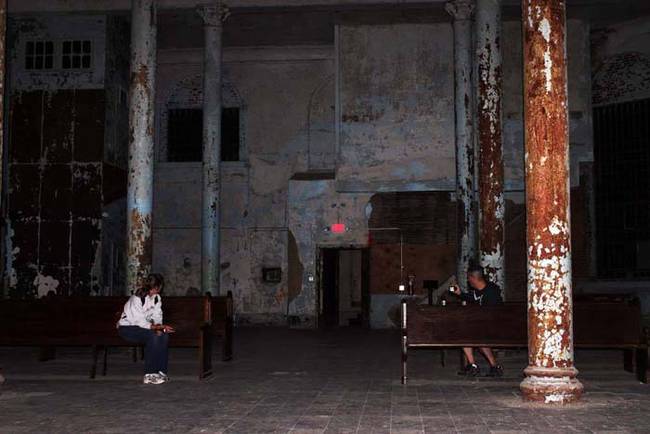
[520,366,583,404]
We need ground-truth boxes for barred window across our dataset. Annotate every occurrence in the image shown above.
[62,40,92,70]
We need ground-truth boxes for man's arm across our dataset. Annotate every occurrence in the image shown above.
[452,285,474,302]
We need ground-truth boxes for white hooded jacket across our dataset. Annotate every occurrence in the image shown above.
[117,294,163,329]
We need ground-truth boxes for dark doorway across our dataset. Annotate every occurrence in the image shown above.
[319,248,370,328]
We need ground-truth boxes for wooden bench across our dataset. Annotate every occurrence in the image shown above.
[0,292,234,380]
[400,298,648,384]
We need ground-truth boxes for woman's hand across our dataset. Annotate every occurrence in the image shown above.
[162,324,175,333]
[451,284,461,296]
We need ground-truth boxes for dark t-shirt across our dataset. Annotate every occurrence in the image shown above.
[460,282,503,306]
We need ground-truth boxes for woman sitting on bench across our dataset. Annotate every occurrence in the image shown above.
[117,273,175,385]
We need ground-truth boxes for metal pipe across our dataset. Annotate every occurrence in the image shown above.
[519,0,583,404]
[126,0,157,294]
[446,0,477,292]
[476,0,505,291]
[198,2,228,295]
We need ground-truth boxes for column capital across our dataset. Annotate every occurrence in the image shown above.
[445,0,475,21]
[197,2,230,27]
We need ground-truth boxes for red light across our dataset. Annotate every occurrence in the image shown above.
[331,223,346,233]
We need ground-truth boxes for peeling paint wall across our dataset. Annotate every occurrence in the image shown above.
[337,23,455,193]
[152,47,336,324]
[5,15,127,297]
[2,11,598,320]
[592,17,650,106]
[287,179,371,325]
[149,18,595,326]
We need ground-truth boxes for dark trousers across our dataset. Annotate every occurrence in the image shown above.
[118,326,169,374]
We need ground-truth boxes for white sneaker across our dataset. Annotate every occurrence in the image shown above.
[143,373,164,385]
[158,371,169,383]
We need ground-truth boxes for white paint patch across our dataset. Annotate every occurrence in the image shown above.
[547,216,569,236]
[543,51,553,93]
[545,393,569,404]
[539,18,551,42]
[481,243,505,288]
[34,274,60,298]
[537,17,554,93]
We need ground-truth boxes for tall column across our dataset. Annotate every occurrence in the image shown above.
[198,3,228,295]
[126,0,157,294]
[446,0,477,290]
[520,0,583,403]
[476,0,505,290]
[0,0,5,202]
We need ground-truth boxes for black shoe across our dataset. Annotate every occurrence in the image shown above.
[458,363,480,376]
[487,365,504,377]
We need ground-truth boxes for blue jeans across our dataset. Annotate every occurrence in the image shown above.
[118,326,169,375]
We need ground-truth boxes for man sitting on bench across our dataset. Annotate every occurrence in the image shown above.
[451,265,504,377]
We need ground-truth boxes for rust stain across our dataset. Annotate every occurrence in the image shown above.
[131,63,149,89]
[520,0,582,404]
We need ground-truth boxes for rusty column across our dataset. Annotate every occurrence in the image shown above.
[520,0,583,403]
[446,0,477,290]
[126,0,157,294]
[476,0,505,290]
[198,3,228,295]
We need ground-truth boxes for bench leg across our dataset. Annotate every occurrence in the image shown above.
[636,347,648,384]
[90,345,99,379]
[222,322,233,362]
[624,349,634,373]
[199,327,213,380]
[39,346,56,362]
[401,334,407,385]
[440,349,446,367]
[102,347,109,377]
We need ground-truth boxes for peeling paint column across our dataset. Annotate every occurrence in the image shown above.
[126,0,157,294]
[446,0,477,290]
[198,3,228,295]
[0,0,5,205]
[476,0,505,290]
[520,0,583,404]
[0,0,5,297]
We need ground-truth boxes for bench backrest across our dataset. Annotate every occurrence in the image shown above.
[210,292,233,329]
[405,298,644,348]
[0,296,214,347]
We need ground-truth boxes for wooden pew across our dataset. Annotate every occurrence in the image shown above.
[0,292,234,380]
[400,298,648,384]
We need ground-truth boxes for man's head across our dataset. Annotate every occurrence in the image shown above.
[467,265,487,289]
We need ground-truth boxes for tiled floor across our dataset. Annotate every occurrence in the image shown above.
[0,328,648,433]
